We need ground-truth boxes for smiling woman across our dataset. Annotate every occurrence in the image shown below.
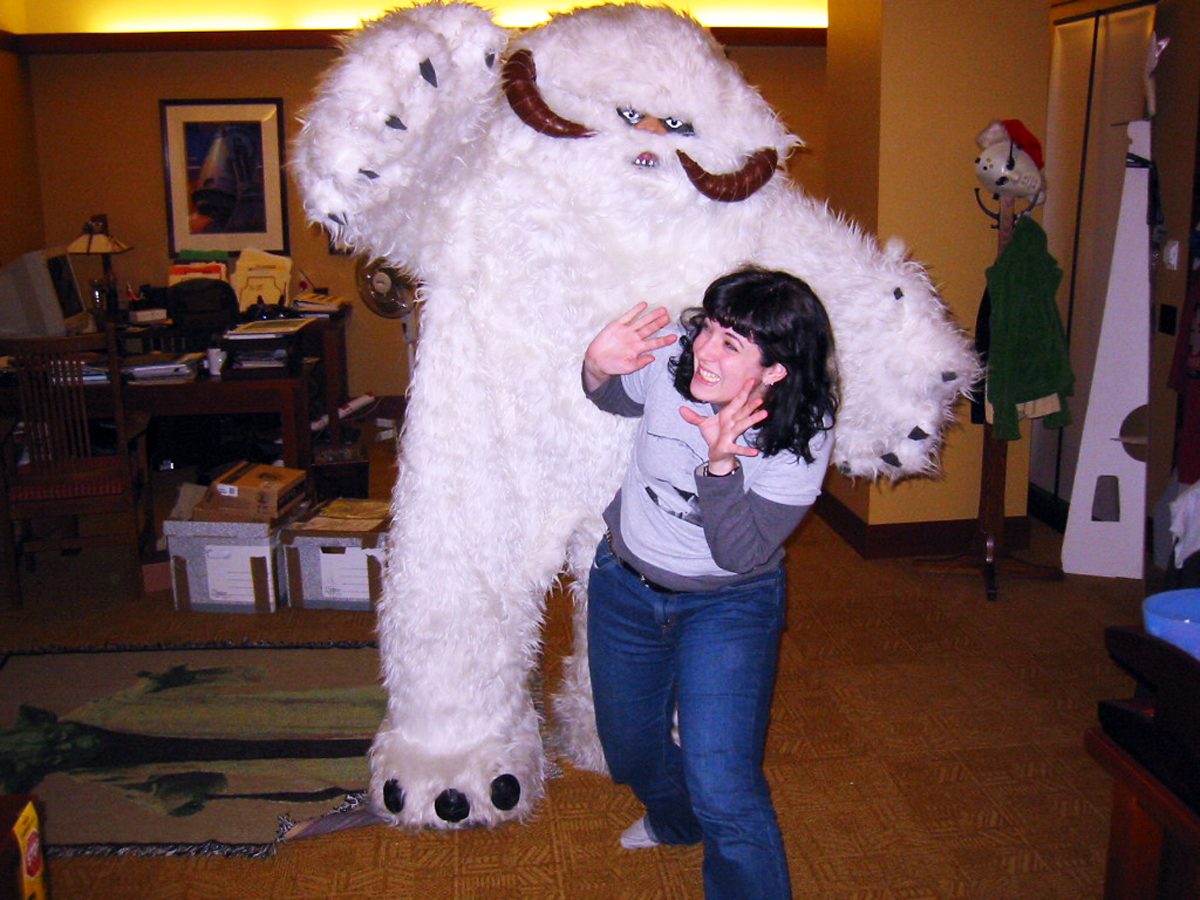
[13,0,827,34]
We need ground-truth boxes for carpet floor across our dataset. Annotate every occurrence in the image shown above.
[0,508,1145,899]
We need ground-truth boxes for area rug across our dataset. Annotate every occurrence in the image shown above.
[0,641,385,857]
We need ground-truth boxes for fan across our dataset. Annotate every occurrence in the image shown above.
[355,257,417,318]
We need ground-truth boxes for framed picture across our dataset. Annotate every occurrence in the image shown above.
[160,99,289,256]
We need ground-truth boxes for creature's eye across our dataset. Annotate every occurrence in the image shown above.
[662,117,695,136]
[617,108,645,126]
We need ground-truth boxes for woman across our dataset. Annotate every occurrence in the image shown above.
[582,267,837,900]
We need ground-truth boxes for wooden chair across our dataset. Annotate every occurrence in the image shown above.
[0,327,153,608]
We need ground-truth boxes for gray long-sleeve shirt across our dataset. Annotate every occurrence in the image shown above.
[586,338,830,592]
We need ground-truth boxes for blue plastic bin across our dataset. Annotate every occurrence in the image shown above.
[1143,589,1200,661]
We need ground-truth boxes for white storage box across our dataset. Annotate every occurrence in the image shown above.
[164,516,290,613]
[282,499,390,611]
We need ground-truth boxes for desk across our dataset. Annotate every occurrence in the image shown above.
[122,310,349,445]
[0,365,314,472]
[125,366,314,470]
[1086,727,1200,899]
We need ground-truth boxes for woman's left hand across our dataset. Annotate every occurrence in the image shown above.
[679,378,767,475]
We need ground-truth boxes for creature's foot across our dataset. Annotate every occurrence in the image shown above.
[369,718,546,829]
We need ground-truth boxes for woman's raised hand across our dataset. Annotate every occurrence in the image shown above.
[583,302,676,392]
[679,378,767,476]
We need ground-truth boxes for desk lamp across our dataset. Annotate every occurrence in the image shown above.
[67,214,132,322]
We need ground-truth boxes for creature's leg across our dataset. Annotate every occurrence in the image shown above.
[369,562,548,829]
[551,527,609,774]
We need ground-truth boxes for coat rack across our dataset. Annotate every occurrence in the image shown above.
[921,194,1063,600]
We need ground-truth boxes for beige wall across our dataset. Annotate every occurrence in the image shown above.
[729,44,828,200]
[825,0,1051,526]
[0,49,43,265]
[24,47,410,399]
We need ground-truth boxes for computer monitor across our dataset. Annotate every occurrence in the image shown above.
[0,247,92,337]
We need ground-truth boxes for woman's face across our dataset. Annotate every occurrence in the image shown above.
[689,319,785,406]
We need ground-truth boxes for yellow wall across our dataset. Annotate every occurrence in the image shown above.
[0,0,23,33]
[12,41,824,401]
[824,0,1050,526]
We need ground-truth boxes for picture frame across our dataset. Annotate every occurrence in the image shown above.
[160,99,289,256]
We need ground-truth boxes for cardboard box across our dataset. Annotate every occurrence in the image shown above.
[1,796,46,900]
[164,516,294,613]
[193,462,307,523]
[282,499,390,611]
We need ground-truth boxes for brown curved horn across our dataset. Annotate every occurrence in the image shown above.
[676,148,779,202]
[502,49,595,139]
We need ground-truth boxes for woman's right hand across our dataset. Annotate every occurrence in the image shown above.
[583,302,676,392]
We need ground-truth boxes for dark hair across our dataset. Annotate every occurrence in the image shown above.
[669,267,838,462]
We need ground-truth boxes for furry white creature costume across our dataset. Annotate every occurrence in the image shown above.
[292,1,979,830]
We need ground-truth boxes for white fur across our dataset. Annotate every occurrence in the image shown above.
[292,1,980,830]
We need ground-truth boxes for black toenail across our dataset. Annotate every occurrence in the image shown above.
[435,789,470,822]
[490,774,520,811]
[383,779,405,813]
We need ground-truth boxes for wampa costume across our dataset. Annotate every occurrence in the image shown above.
[292,1,980,830]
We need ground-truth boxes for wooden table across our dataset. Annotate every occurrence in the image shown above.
[0,364,314,472]
[124,365,314,470]
[1085,727,1200,899]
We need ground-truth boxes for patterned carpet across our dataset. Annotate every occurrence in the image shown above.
[0,509,1145,899]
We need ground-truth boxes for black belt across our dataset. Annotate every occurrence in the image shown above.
[605,531,677,594]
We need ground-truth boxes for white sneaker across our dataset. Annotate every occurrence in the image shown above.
[620,816,660,850]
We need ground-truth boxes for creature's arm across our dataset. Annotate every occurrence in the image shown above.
[291,4,508,266]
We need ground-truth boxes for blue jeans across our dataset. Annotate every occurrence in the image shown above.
[588,539,792,900]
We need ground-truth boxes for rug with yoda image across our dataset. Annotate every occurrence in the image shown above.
[0,642,396,856]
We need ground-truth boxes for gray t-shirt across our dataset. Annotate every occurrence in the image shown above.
[587,335,831,591]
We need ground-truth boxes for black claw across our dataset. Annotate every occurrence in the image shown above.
[893,287,904,300]
[383,779,405,813]
[385,114,406,130]
[880,452,901,467]
[328,212,347,226]
[420,58,438,87]
[358,168,380,179]
[490,774,520,811]
[434,789,470,823]
[485,51,496,68]
[908,426,930,441]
